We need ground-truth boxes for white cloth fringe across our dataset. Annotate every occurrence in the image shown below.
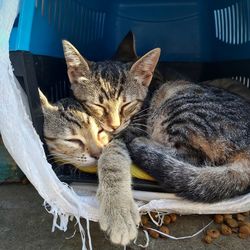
[1,1,250,250]
[145,221,213,240]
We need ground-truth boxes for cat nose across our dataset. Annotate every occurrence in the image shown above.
[108,116,121,131]
[89,149,102,159]
[110,124,120,131]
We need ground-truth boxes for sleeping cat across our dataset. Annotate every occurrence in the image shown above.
[129,81,250,202]
[62,37,160,245]
[39,89,110,168]
[62,33,250,246]
[39,87,141,245]
[101,78,250,243]
[62,39,160,134]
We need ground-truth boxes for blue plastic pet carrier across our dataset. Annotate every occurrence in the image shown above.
[10,0,250,61]
[9,0,250,188]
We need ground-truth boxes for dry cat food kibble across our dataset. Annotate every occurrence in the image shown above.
[141,215,149,225]
[148,229,160,239]
[239,225,250,235]
[170,214,177,223]
[206,229,220,239]
[220,224,232,235]
[159,226,170,237]
[140,213,177,239]
[203,211,250,244]
[213,212,250,240]
[225,218,238,228]
[214,214,224,224]
[203,235,213,244]
[163,215,171,225]
[140,211,250,243]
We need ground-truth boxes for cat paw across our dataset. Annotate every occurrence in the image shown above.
[97,193,140,245]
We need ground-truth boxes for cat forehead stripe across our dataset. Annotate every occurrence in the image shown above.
[59,109,82,128]
[99,77,112,95]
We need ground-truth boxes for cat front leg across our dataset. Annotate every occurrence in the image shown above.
[128,137,180,192]
[97,139,140,245]
[128,137,177,173]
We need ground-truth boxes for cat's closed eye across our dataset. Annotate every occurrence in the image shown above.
[87,103,108,118]
[120,100,141,119]
[65,139,85,148]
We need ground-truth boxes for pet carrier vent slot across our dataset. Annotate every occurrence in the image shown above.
[214,0,250,44]
[35,0,106,46]
[48,80,70,103]
[232,76,250,88]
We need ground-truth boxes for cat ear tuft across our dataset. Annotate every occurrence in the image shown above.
[112,31,138,62]
[62,40,90,83]
[130,48,161,87]
[38,88,56,110]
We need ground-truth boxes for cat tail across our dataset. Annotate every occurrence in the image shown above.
[129,138,250,202]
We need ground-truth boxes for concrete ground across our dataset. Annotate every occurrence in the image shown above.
[0,184,249,250]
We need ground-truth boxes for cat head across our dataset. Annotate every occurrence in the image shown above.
[39,89,110,168]
[62,40,160,134]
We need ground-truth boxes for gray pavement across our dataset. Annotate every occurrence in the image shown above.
[0,184,249,250]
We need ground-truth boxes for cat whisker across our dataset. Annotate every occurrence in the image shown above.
[50,159,64,165]
[131,118,148,123]
[133,113,150,118]
[135,107,150,116]
[128,125,150,137]
[46,153,62,158]
[132,116,149,122]
[132,115,149,120]
[48,153,73,165]
[131,123,150,129]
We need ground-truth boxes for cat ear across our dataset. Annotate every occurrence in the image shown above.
[62,40,90,83]
[130,48,161,87]
[112,31,138,62]
[38,89,57,110]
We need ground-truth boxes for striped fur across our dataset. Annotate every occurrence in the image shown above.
[129,80,250,202]
[62,40,160,134]
[39,90,110,169]
[61,36,160,246]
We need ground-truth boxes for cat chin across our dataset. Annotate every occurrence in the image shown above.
[58,157,97,169]
[72,160,98,172]
[100,121,130,134]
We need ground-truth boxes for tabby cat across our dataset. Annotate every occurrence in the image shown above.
[40,87,141,245]
[62,33,250,246]
[129,80,250,202]
[112,77,250,244]
[39,89,110,169]
[61,35,160,245]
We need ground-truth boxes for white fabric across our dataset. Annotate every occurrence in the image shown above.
[1,1,250,249]
[72,183,250,214]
